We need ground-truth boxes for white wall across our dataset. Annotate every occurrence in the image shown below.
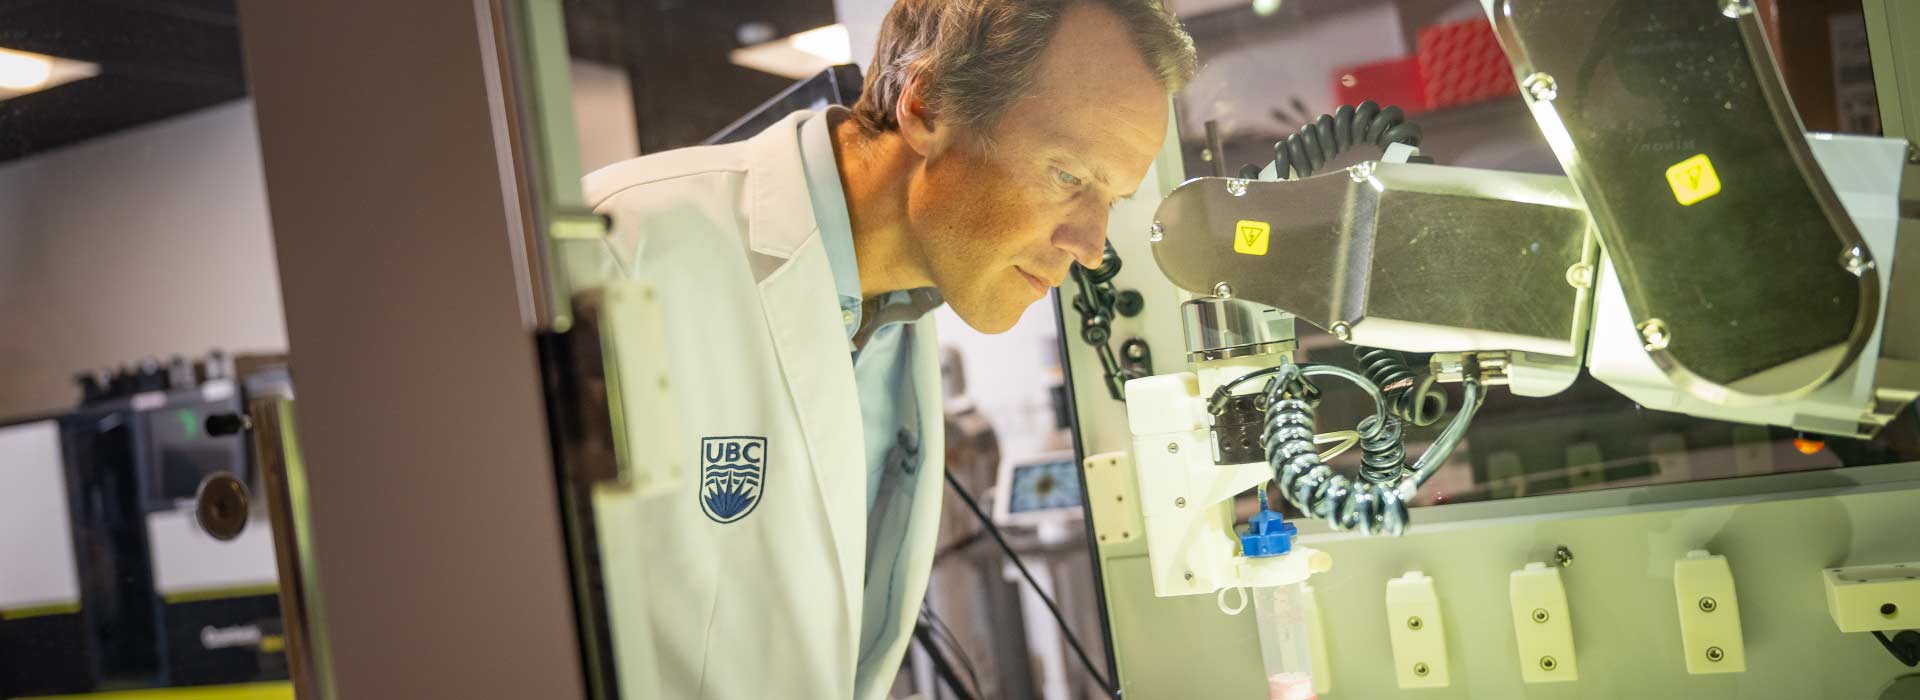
[570,60,642,171]
[0,100,286,421]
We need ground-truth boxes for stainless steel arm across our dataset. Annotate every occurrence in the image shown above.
[1149,163,1598,362]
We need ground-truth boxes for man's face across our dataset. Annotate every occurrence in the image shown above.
[905,3,1171,333]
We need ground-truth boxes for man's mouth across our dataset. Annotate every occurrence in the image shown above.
[1016,266,1054,296]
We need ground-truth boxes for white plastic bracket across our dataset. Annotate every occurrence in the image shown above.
[1674,550,1745,673]
[1081,452,1142,546]
[1386,571,1450,688]
[1824,561,1920,633]
[1509,562,1578,683]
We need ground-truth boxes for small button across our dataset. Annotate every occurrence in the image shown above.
[841,309,857,326]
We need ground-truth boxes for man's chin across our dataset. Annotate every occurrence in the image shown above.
[950,298,1033,335]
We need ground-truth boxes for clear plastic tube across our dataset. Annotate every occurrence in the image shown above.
[1252,582,1316,700]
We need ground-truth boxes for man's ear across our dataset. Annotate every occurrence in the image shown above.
[895,74,942,158]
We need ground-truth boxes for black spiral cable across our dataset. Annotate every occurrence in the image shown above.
[1355,413,1407,484]
[1259,363,1412,536]
[1354,347,1447,427]
[1237,100,1426,181]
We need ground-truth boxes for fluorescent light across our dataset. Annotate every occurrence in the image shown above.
[729,23,853,80]
[0,46,100,100]
[0,47,52,89]
[788,25,851,65]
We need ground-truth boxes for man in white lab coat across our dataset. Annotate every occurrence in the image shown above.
[583,1,1194,697]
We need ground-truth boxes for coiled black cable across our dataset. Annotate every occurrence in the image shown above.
[1355,413,1406,484]
[1259,363,1411,536]
[1237,101,1425,180]
[1354,346,1448,428]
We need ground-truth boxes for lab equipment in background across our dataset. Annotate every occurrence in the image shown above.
[992,451,1084,529]
[0,351,290,698]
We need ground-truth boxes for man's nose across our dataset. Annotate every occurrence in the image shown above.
[1055,207,1109,270]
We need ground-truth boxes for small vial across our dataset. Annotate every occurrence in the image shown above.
[1253,582,1315,700]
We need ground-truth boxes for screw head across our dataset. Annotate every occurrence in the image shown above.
[1149,222,1165,242]
[1167,442,1180,453]
[1720,0,1753,18]
[1539,656,1557,671]
[1226,178,1249,197]
[1175,497,1187,508]
[1638,318,1670,352]
[1706,646,1725,662]
[1214,282,1234,298]
[1531,608,1550,623]
[1565,262,1593,289]
[1698,596,1717,613]
[1413,662,1430,677]
[1349,161,1375,183]
[1407,616,1424,631]
[1554,545,1574,567]
[1842,245,1874,277]
[1907,143,1920,165]
[1331,322,1353,342]
[1184,571,1194,581]
[1522,72,1559,102]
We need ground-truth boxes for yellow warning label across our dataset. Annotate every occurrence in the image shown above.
[1233,219,1271,256]
[1665,154,1722,206]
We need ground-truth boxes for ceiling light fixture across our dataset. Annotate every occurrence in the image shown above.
[0,46,101,100]
[729,24,853,80]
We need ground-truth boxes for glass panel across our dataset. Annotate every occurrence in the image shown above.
[0,2,298,695]
[1167,0,1917,519]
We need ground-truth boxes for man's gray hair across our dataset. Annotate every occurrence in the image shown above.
[850,0,1197,136]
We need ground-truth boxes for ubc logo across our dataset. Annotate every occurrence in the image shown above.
[700,436,767,524]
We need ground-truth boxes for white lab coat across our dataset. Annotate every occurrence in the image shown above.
[584,110,946,700]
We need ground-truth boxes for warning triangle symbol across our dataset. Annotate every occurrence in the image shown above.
[1686,166,1702,189]
[1242,229,1260,246]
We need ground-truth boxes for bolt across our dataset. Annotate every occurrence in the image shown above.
[1175,497,1187,508]
[1331,322,1353,342]
[1565,262,1593,289]
[1226,178,1249,197]
[1149,222,1165,242]
[1842,245,1874,277]
[1699,596,1717,613]
[1349,161,1375,182]
[1706,646,1725,662]
[1554,545,1574,567]
[1214,282,1234,298]
[1413,662,1430,677]
[1167,442,1180,453]
[1522,72,1559,102]
[1638,318,1670,352]
[1720,0,1753,18]
[1540,656,1557,671]
[1407,616,1423,631]
[1184,571,1194,581]
[1532,608,1549,623]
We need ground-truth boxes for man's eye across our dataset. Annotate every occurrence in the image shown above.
[1055,168,1083,187]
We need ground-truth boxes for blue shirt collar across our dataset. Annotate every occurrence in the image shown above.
[798,108,863,320]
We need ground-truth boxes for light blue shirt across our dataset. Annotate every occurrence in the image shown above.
[798,107,943,510]
[799,107,948,676]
